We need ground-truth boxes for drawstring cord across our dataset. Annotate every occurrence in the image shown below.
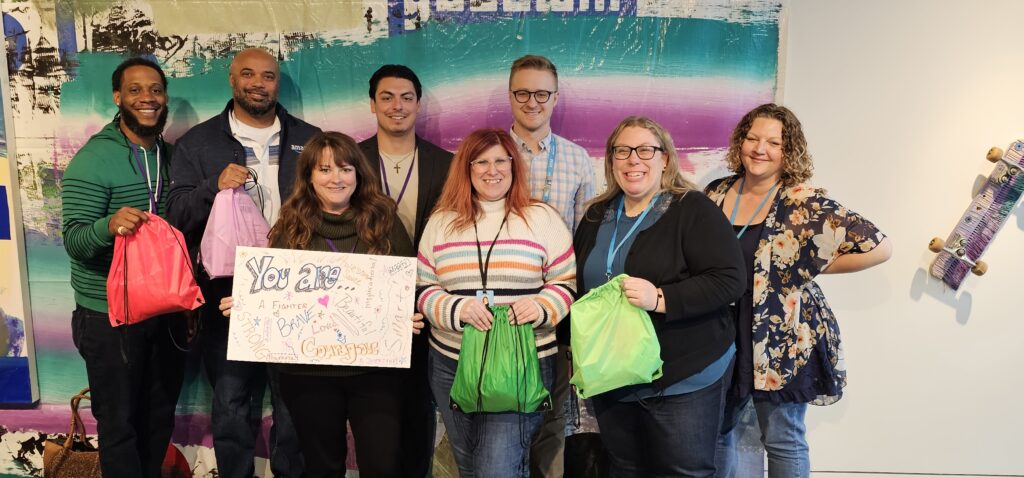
[511,305,531,449]
[244,166,266,215]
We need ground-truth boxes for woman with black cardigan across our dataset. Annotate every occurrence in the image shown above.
[573,116,745,477]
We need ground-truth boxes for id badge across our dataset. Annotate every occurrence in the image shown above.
[476,289,495,306]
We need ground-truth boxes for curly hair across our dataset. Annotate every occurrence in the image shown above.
[432,128,538,233]
[725,103,814,186]
[270,131,397,253]
[586,116,694,218]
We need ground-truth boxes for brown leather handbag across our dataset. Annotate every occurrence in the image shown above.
[43,387,101,477]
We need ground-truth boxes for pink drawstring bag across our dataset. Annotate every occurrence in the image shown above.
[200,187,270,278]
[107,214,205,327]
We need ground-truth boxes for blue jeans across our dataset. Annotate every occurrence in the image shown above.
[591,359,732,478]
[428,348,554,478]
[715,394,809,478]
[200,277,303,478]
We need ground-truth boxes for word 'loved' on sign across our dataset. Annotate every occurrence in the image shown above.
[227,246,416,368]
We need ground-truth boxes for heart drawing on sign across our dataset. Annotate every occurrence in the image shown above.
[318,295,330,307]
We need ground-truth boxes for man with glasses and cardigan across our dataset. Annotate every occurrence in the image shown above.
[508,54,596,478]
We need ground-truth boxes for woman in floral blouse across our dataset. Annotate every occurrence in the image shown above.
[707,104,892,477]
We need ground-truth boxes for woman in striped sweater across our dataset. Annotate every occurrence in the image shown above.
[416,128,576,477]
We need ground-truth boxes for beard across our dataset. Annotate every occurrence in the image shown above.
[119,104,168,138]
[234,88,277,117]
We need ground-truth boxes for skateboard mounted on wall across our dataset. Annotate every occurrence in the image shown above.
[928,140,1024,289]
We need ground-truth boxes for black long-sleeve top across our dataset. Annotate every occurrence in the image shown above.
[572,190,746,389]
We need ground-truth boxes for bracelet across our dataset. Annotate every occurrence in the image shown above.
[652,290,662,312]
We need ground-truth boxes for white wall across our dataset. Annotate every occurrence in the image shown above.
[783,1,1024,475]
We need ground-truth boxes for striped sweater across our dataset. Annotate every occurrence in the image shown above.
[416,198,576,360]
[61,121,171,313]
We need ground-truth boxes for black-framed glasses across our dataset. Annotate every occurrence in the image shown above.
[511,89,556,104]
[470,157,513,172]
[612,145,664,160]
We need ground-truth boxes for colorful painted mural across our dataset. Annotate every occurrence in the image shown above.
[0,1,783,475]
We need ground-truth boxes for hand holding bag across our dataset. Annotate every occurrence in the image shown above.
[450,304,551,413]
[200,187,270,278]
[569,274,663,399]
[43,387,100,478]
[107,213,204,327]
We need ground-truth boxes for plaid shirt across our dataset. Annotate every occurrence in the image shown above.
[511,129,596,232]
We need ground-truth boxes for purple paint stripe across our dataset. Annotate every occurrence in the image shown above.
[30,323,76,351]
[3,408,269,454]
[2,404,97,434]
[318,76,774,156]
[173,413,274,456]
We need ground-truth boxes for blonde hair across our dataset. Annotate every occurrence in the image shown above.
[587,116,694,218]
[509,54,558,88]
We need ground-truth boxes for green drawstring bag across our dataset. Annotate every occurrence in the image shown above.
[570,274,663,399]
[450,304,552,413]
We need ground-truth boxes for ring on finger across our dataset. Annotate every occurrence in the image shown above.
[117,225,128,235]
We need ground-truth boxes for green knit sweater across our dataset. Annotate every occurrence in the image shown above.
[276,209,414,376]
[61,121,172,313]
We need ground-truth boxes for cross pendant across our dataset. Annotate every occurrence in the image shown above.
[394,164,401,174]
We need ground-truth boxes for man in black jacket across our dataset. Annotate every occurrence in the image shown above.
[166,48,320,478]
[359,64,452,477]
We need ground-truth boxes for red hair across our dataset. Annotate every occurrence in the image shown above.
[433,128,537,232]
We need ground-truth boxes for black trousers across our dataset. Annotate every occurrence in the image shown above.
[71,305,187,478]
[400,332,437,478]
[279,371,405,478]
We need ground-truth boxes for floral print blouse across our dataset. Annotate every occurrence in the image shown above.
[707,176,886,405]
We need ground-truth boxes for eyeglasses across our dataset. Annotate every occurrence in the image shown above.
[470,157,513,172]
[612,145,664,160]
[510,89,556,104]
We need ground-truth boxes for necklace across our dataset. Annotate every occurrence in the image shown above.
[380,150,414,174]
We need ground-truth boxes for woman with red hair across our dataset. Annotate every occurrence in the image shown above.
[416,128,576,477]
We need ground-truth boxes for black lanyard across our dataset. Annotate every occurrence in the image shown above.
[473,214,508,305]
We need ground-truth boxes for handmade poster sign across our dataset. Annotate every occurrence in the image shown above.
[227,246,416,368]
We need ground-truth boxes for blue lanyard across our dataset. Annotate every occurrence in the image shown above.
[606,193,660,280]
[728,177,779,239]
[541,137,557,203]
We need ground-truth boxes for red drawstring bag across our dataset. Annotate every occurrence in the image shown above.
[107,213,205,327]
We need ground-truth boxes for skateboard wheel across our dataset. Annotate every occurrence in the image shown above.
[927,237,944,253]
[986,147,1004,163]
[971,261,987,276]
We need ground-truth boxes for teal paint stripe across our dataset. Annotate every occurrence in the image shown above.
[61,16,777,117]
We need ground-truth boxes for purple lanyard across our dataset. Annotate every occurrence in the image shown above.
[325,238,358,253]
[130,143,161,214]
[379,147,417,206]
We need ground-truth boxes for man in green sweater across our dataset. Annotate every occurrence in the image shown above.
[60,57,186,478]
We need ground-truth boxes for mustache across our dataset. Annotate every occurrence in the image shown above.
[118,103,168,137]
